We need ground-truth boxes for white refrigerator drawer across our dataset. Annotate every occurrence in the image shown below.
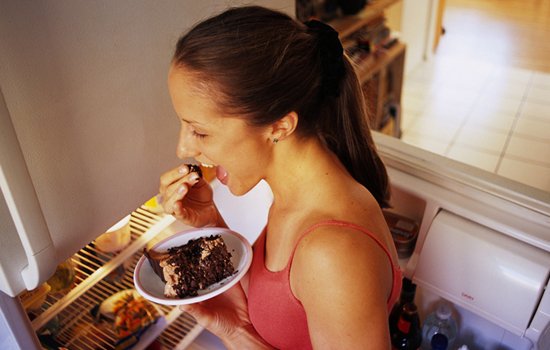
[413,210,550,336]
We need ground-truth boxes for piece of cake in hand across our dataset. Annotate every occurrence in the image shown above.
[144,235,235,298]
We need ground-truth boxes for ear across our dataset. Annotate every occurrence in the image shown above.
[270,111,298,142]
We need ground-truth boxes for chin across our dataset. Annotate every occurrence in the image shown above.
[225,180,258,197]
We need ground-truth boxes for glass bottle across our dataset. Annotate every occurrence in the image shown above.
[389,277,417,335]
[421,303,458,350]
[391,302,422,350]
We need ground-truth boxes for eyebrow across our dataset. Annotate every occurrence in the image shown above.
[180,117,205,126]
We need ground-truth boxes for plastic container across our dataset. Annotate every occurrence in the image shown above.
[383,210,419,259]
[421,303,458,350]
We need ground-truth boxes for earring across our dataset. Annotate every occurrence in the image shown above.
[273,138,279,144]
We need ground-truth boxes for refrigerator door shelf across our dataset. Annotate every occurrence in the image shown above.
[414,210,550,338]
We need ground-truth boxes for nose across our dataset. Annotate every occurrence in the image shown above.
[176,123,200,159]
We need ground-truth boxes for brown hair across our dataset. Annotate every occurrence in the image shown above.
[173,6,390,207]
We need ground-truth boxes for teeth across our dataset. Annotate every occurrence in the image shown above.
[200,163,215,168]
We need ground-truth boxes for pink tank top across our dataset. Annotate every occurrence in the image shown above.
[247,220,403,349]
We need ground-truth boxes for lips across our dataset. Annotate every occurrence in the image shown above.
[216,165,228,185]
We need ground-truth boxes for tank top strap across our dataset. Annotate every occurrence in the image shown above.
[291,219,393,261]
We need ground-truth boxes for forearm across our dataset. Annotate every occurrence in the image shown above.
[222,324,275,350]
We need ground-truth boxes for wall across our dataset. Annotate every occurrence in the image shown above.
[386,0,439,75]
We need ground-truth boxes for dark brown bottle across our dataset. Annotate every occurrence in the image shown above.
[391,302,422,350]
[389,277,417,335]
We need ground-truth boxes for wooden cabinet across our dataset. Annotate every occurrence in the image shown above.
[330,0,405,138]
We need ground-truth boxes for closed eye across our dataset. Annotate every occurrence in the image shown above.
[192,130,207,139]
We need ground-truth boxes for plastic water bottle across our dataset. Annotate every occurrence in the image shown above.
[430,333,448,350]
[421,303,457,350]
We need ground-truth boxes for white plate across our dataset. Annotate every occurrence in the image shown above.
[134,227,252,306]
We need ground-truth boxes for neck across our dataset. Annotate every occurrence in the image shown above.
[265,135,351,212]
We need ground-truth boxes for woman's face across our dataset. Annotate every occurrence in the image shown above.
[168,66,272,195]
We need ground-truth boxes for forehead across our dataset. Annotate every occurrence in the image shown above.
[168,66,223,122]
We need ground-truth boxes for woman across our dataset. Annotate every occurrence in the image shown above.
[159,6,402,349]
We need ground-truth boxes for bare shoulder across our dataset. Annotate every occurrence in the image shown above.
[289,224,394,347]
[292,224,392,293]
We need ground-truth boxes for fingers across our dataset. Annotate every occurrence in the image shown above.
[159,164,201,214]
[159,164,197,194]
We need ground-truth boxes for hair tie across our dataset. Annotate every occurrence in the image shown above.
[305,20,345,98]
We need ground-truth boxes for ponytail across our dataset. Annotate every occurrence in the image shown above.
[318,57,390,208]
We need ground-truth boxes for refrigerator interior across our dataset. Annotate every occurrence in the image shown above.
[17,205,207,350]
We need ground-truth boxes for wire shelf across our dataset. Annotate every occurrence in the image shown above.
[20,206,202,349]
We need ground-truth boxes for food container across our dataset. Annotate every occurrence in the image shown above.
[383,210,419,259]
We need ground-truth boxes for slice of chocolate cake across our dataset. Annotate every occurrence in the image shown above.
[145,235,235,298]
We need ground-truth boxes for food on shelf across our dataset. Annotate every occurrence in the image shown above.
[95,289,162,349]
[47,259,75,294]
[145,234,235,298]
[95,216,131,254]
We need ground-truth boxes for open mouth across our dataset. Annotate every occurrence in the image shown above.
[198,162,228,185]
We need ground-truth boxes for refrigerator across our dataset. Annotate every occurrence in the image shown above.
[1,2,549,350]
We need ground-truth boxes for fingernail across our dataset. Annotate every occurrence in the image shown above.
[178,166,187,175]
[178,185,186,194]
[189,173,199,182]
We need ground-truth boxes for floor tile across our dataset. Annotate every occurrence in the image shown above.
[464,111,516,134]
[470,96,523,116]
[520,101,550,122]
[526,85,550,104]
[454,126,509,153]
[512,118,550,141]
[446,145,500,172]
[400,112,419,134]
[497,157,550,192]
[402,95,426,114]
[421,101,471,123]
[532,72,550,88]
[401,132,450,155]
[503,136,550,165]
[408,116,462,141]
[488,66,533,85]
[482,80,529,99]
[403,80,434,100]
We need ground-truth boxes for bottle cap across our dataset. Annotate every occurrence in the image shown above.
[436,303,452,320]
[431,333,449,350]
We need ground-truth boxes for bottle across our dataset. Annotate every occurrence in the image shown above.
[421,303,458,350]
[389,277,417,336]
[430,333,448,350]
[391,302,423,349]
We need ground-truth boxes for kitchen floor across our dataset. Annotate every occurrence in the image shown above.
[399,0,550,194]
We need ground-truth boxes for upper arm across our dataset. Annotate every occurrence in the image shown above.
[291,227,393,349]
